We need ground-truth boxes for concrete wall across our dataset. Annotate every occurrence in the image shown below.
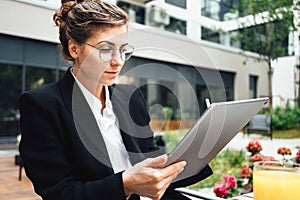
[1,0,59,43]
[272,56,296,107]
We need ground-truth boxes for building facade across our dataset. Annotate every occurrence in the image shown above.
[0,0,271,137]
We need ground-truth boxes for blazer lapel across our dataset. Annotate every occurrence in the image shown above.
[58,69,112,168]
[109,85,146,165]
[58,68,74,115]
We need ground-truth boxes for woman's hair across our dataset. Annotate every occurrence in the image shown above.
[53,0,129,61]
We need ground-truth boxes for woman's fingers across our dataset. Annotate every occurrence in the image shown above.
[140,154,168,168]
[122,156,186,199]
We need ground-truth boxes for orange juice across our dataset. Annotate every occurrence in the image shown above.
[253,162,300,200]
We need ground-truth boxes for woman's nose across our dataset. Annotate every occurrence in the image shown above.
[111,51,124,65]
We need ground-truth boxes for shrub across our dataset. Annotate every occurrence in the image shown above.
[272,103,300,130]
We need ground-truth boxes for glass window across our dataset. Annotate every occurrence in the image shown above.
[120,57,235,118]
[201,27,220,43]
[249,75,258,98]
[165,0,186,9]
[221,71,235,101]
[25,66,56,91]
[0,64,22,137]
[201,0,238,21]
[165,17,186,35]
[117,1,146,24]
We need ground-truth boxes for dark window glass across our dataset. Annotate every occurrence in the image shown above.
[25,67,56,91]
[117,1,146,24]
[165,0,186,9]
[0,64,22,137]
[221,71,234,101]
[201,0,238,21]
[165,17,186,35]
[201,27,220,43]
[196,71,234,113]
[250,75,258,98]
[121,57,235,118]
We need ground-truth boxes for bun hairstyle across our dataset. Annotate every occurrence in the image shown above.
[53,0,129,61]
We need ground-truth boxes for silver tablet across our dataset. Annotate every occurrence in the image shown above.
[164,97,269,182]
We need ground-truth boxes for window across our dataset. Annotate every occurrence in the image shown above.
[120,57,235,118]
[117,1,145,24]
[165,0,186,9]
[165,17,186,35]
[0,64,22,137]
[0,34,69,138]
[201,0,238,21]
[25,67,56,90]
[249,75,258,98]
[201,27,220,43]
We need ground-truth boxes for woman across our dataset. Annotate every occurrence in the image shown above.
[19,1,212,199]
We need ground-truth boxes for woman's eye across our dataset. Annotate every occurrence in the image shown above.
[101,48,113,54]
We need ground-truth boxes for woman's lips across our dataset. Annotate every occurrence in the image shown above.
[105,71,118,74]
[104,71,119,77]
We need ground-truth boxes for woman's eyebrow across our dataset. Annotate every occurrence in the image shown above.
[120,43,129,48]
[97,40,128,48]
[96,40,114,46]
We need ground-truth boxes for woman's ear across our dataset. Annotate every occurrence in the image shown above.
[68,39,79,59]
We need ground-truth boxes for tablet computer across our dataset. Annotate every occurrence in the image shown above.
[164,97,269,182]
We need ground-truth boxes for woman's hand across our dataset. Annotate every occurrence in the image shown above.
[122,154,186,200]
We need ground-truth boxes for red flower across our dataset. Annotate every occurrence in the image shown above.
[296,150,300,164]
[277,147,292,156]
[213,181,229,198]
[250,154,264,163]
[240,166,252,178]
[246,140,262,154]
[222,174,237,188]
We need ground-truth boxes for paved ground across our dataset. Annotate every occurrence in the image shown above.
[0,133,299,199]
[225,132,300,160]
[0,152,41,200]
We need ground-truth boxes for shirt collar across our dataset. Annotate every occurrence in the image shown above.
[70,69,113,116]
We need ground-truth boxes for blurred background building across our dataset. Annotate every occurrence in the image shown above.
[0,0,299,139]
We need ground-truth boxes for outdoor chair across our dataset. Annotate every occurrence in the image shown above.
[14,154,24,181]
[244,114,272,140]
[14,134,24,181]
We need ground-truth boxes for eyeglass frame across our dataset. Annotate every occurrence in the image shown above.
[84,41,134,62]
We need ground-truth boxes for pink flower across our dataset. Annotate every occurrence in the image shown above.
[213,181,229,197]
[222,174,237,188]
[296,150,300,164]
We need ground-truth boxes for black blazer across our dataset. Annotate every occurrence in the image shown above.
[19,69,212,200]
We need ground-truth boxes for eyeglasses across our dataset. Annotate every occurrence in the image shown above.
[84,43,134,62]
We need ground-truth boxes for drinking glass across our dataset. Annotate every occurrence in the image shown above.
[253,161,300,200]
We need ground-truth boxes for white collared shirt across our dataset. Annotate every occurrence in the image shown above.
[73,76,132,173]
[72,72,151,199]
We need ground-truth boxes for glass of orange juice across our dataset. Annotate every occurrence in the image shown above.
[253,161,300,200]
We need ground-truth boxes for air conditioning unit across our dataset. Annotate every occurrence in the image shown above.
[148,6,170,26]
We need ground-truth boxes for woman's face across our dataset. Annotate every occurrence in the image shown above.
[71,25,129,89]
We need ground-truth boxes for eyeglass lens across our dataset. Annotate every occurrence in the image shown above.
[99,46,133,62]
